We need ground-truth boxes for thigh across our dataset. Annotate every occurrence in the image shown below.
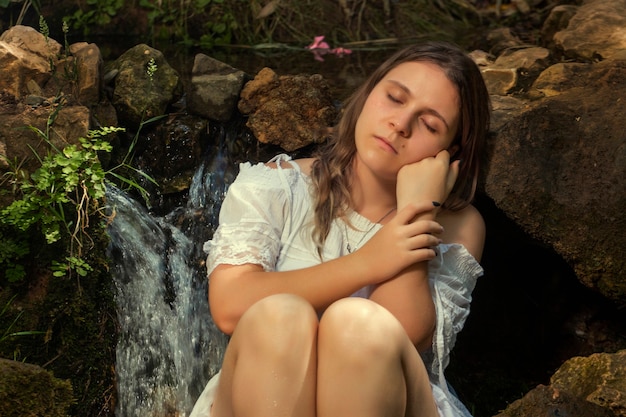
[211,294,319,417]
[317,298,439,417]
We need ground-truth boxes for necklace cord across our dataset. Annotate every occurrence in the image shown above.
[344,207,396,253]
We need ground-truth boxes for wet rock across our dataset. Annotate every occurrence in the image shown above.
[238,67,338,151]
[134,114,208,196]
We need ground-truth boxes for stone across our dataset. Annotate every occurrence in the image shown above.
[553,0,626,61]
[108,44,182,128]
[187,54,248,122]
[484,60,626,305]
[494,384,616,417]
[0,358,74,417]
[70,42,103,106]
[551,350,626,416]
[238,67,338,151]
[0,26,56,99]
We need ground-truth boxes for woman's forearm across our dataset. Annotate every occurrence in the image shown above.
[209,251,380,334]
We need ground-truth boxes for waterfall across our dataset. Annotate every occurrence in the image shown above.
[106,139,238,417]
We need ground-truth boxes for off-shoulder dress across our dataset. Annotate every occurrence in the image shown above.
[190,154,483,417]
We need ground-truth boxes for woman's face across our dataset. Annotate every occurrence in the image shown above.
[354,61,460,181]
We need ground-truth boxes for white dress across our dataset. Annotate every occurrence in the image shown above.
[191,154,483,417]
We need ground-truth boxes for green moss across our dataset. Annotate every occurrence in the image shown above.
[0,358,74,417]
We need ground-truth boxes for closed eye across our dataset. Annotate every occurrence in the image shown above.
[422,118,437,134]
[387,94,402,104]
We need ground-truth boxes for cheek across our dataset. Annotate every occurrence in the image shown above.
[403,140,441,163]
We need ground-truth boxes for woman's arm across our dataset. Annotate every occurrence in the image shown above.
[367,150,484,350]
[209,201,443,335]
[210,253,370,335]
[369,262,436,351]
[369,205,485,350]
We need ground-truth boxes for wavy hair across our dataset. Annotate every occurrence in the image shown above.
[309,40,491,254]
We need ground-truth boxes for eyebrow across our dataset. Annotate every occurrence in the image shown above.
[386,79,451,131]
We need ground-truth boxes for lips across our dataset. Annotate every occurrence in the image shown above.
[375,136,397,154]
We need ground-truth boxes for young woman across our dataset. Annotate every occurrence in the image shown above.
[191,40,490,417]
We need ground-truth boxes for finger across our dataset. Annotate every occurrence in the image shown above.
[436,149,451,163]
[405,234,442,251]
[407,247,438,263]
[405,219,444,237]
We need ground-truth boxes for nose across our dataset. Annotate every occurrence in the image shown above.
[389,112,412,137]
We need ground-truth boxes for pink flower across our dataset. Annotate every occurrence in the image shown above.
[306,35,330,50]
[331,47,352,56]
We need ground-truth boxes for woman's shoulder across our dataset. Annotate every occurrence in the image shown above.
[265,157,315,176]
[437,204,485,262]
[236,155,310,185]
[293,158,315,176]
[229,155,314,205]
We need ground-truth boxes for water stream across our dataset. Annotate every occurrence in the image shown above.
[106,137,238,416]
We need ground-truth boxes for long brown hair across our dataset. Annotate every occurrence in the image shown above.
[309,40,491,253]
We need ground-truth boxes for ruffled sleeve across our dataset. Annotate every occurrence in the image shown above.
[423,243,483,416]
[203,158,297,275]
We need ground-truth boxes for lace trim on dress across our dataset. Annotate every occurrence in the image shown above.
[203,154,309,276]
[205,222,281,274]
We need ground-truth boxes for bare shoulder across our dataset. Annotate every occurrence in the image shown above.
[294,158,316,175]
[438,204,486,262]
[265,157,316,176]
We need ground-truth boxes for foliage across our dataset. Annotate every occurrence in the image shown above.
[139,0,238,47]
[0,230,29,283]
[0,293,45,366]
[65,0,124,35]
[146,57,157,83]
[0,106,154,281]
[0,295,44,345]
[50,0,479,51]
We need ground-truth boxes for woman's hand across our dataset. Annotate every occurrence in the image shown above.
[355,201,443,283]
[396,149,460,212]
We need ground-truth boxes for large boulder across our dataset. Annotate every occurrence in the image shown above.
[107,44,182,128]
[238,67,338,151]
[483,59,626,306]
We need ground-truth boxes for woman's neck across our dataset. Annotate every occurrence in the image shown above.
[350,159,397,223]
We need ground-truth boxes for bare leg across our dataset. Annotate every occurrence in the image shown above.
[316,298,439,417]
[212,294,318,417]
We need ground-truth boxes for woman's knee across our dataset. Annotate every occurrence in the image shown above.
[234,293,318,356]
[319,298,406,360]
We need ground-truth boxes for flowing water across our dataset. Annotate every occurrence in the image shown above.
[106,137,239,416]
[103,45,399,417]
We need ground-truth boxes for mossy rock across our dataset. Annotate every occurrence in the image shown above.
[0,358,74,417]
